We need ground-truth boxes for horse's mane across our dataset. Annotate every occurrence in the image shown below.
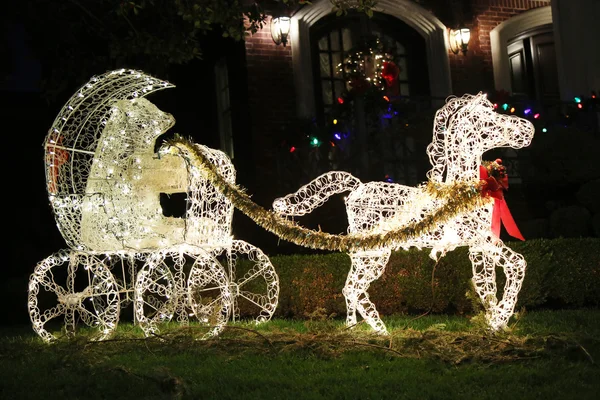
[425,93,491,183]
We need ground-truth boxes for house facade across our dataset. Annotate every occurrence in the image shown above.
[231,0,598,199]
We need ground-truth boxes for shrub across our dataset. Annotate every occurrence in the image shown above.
[268,238,600,319]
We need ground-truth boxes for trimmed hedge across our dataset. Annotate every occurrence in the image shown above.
[269,238,600,319]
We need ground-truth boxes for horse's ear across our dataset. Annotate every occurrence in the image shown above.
[475,92,493,108]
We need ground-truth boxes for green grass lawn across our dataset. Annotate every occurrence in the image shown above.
[1,309,599,400]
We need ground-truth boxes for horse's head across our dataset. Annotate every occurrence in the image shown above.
[455,93,535,152]
[427,93,535,183]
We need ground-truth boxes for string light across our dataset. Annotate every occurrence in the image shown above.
[273,93,535,333]
[340,36,396,92]
[30,69,279,343]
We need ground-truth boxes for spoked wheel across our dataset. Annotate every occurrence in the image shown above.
[134,252,179,336]
[28,250,120,343]
[215,240,279,324]
[187,250,232,339]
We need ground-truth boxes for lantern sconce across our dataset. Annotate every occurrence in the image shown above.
[449,27,471,55]
[271,16,291,47]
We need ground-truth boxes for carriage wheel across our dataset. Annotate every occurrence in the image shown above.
[28,251,120,343]
[217,240,279,324]
[187,250,232,338]
[134,252,179,337]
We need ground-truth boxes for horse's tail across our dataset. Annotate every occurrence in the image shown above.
[272,171,362,216]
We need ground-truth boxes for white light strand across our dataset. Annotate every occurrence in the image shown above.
[30,70,279,342]
[273,93,534,334]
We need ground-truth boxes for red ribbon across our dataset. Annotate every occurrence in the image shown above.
[46,133,69,194]
[381,61,400,96]
[479,162,525,241]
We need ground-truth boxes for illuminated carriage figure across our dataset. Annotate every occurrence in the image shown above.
[273,93,534,334]
[28,69,279,342]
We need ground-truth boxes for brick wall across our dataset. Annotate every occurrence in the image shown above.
[449,0,550,95]
[244,16,296,202]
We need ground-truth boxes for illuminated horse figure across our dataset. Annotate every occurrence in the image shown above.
[273,93,534,334]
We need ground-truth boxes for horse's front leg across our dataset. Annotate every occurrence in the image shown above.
[490,244,527,329]
[343,250,391,334]
[468,246,499,310]
[469,241,526,330]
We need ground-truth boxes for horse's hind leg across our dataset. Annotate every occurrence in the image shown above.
[469,242,526,330]
[468,247,499,311]
[343,250,391,334]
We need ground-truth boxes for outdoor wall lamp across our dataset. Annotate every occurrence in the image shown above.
[449,27,470,55]
[271,16,291,47]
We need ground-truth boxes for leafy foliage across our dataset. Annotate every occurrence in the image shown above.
[9,0,377,101]
[271,238,600,319]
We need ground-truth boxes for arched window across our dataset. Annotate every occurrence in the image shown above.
[310,12,429,123]
[306,12,431,185]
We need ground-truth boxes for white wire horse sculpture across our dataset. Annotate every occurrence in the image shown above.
[273,93,534,334]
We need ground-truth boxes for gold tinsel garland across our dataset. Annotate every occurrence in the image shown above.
[165,136,489,252]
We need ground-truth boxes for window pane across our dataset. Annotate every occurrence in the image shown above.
[397,57,408,80]
[400,83,410,96]
[330,30,340,51]
[320,53,331,77]
[396,42,406,55]
[342,28,352,51]
[318,35,329,51]
[332,52,343,77]
[334,80,345,99]
[381,34,394,48]
[322,80,333,105]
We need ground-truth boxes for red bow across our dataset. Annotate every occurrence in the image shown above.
[479,161,524,241]
[381,61,400,95]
